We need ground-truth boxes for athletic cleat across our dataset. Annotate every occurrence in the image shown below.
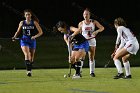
[113,73,124,79]
[123,75,132,79]
[27,71,32,77]
[73,73,82,77]
[90,73,95,77]
[72,74,81,79]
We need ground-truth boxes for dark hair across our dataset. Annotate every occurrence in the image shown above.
[114,17,127,26]
[84,8,90,12]
[56,21,67,28]
[24,9,39,23]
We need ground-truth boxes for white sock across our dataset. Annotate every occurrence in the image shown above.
[89,60,95,74]
[123,61,131,76]
[114,59,123,73]
[80,60,84,73]
[27,71,31,74]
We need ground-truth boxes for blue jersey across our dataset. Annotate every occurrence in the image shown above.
[65,27,89,52]
[22,20,36,36]
[20,20,36,48]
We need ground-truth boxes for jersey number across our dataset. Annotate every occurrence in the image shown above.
[27,30,31,36]
[87,31,91,37]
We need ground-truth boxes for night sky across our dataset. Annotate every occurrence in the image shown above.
[0,0,140,37]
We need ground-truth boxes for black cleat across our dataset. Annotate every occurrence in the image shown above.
[27,72,32,77]
[123,75,132,79]
[90,73,95,77]
[113,73,124,79]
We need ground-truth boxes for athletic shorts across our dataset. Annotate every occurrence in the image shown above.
[73,41,89,52]
[88,38,96,46]
[124,39,139,55]
[20,35,36,49]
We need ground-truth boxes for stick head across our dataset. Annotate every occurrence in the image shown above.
[68,73,71,77]
[104,60,110,68]
[104,64,108,68]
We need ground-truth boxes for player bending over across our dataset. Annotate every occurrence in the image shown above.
[56,21,89,79]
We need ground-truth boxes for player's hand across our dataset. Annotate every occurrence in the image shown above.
[12,37,16,42]
[93,31,99,36]
[31,36,36,40]
[68,35,74,41]
[111,52,115,58]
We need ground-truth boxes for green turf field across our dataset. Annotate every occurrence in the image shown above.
[0,67,140,93]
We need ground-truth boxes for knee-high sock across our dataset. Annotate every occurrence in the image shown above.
[114,59,123,73]
[25,60,32,71]
[123,61,131,76]
[89,60,95,74]
[80,59,84,73]
[72,64,76,70]
[74,61,81,75]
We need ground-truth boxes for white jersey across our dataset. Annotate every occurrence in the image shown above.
[81,20,95,40]
[116,26,135,44]
[116,26,139,55]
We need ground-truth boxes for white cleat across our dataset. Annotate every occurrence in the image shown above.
[27,71,32,77]
[72,74,81,79]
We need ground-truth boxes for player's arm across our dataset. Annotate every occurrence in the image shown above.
[115,28,122,49]
[92,20,104,36]
[12,21,23,39]
[32,21,43,39]
[111,28,122,58]
[78,22,83,33]
[70,26,81,37]
[64,34,68,46]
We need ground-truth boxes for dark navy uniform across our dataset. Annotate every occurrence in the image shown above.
[20,20,36,48]
[65,28,89,52]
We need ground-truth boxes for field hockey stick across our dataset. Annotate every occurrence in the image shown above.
[104,48,117,68]
[104,57,112,68]
[12,37,20,42]
[67,37,72,77]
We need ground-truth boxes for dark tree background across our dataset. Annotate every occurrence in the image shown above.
[0,0,140,37]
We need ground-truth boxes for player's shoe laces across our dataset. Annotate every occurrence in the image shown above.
[90,73,95,77]
[113,73,124,79]
[123,75,132,79]
[27,71,32,77]
[72,74,81,79]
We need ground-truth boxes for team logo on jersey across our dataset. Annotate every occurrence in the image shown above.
[85,27,92,31]
[22,26,34,30]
